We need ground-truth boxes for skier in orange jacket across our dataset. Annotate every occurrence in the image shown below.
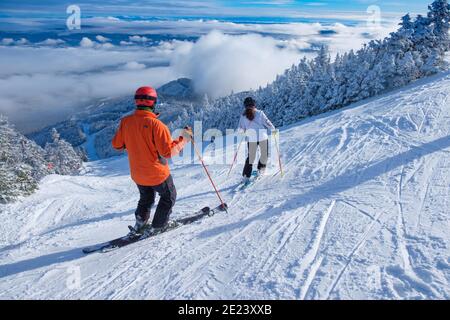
[112,86,192,234]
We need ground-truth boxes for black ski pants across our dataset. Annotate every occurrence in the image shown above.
[135,175,177,228]
[242,140,269,178]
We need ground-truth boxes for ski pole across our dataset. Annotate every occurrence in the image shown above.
[189,134,227,211]
[227,133,245,178]
[273,131,284,178]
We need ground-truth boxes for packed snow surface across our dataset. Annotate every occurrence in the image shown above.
[0,72,449,299]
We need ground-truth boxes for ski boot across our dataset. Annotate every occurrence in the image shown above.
[127,218,149,237]
[242,176,251,185]
[141,221,179,238]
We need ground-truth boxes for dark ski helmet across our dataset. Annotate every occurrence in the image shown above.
[244,97,256,108]
[135,86,158,108]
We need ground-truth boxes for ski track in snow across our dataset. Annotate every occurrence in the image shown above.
[0,72,449,299]
[297,200,335,300]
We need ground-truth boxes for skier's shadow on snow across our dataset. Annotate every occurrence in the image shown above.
[177,185,237,202]
[0,209,134,279]
[0,209,133,255]
[199,135,450,239]
[0,247,86,280]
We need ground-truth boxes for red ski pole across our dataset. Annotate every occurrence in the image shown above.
[274,131,284,178]
[190,134,227,211]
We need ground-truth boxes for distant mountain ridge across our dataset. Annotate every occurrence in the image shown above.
[158,78,199,100]
[27,78,202,160]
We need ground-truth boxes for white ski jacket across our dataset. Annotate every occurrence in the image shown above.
[238,109,275,143]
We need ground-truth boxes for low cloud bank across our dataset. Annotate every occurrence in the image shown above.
[170,31,303,97]
[0,19,396,132]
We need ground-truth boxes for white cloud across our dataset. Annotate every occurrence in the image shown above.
[169,31,302,98]
[0,45,175,132]
[15,38,29,45]
[164,24,396,98]
[0,65,176,132]
[120,41,133,46]
[121,61,146,70]
[80,37,95,48]
[0,18,399,132]
[0,46,157,75]
[305,2,328,6]
[38,38,66,46]
[80,37,115,49]
[99,42,115,49]
[82,16,398,37]
[1,38,29,46]
[96,35,111,43]
[106,16,121,21]
[70,18,396,58]
[129,35,150,42]
[1,38,15,45]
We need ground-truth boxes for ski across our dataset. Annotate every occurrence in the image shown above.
[237,172,261,191]
[82,203,228,254]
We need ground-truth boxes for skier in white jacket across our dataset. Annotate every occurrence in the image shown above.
[238,97,276,182]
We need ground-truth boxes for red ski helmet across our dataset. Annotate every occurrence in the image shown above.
[135,86,157,108]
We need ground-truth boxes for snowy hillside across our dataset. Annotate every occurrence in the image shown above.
[0,72,449,299]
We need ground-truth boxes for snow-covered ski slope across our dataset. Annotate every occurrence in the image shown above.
[1,72,449,300]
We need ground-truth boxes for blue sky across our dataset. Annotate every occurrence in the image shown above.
[0,0,431,18]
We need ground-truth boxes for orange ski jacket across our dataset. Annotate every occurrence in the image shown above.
[112,110,186,186]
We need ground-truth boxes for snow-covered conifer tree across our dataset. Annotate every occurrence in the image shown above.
[44,128,83,175]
